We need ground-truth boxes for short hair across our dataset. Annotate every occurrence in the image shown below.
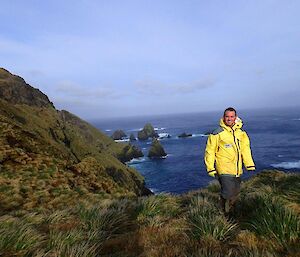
[223,107,237,116]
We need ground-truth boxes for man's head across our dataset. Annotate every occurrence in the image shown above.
[223,107,237,127]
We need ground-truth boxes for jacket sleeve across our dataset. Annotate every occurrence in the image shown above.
[240,132,255,170]
[204,134,218,173]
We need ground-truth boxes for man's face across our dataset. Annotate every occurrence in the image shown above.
[223,111,236,127]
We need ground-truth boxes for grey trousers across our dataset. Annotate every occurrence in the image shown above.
[218,175,241,200]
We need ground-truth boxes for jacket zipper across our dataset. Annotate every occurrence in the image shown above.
[232,129,240,176]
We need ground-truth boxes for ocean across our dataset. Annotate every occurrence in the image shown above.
[90,107,300,194]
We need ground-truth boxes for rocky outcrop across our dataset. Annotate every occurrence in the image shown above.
[148,139,167,158]
[130,133,136,141]
[178,132,192,138]
[111,130,127,140]
[138,123,158,140]
[117,144,144,163]
[0,68,54,108]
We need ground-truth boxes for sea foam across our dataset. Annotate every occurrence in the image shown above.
[271,160,300,169]
[126,157,147,165]
[192,133,208,137]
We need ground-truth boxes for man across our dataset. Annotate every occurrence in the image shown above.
[204,107,255,213]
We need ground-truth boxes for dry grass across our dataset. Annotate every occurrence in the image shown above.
[0,170,299,256]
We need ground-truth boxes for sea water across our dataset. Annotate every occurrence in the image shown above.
[91,107,300,194]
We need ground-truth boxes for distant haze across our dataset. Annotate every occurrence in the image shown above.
[1,1,300,119]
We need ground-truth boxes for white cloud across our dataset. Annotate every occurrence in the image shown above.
[55,81,125,99]
[135,78,216,95]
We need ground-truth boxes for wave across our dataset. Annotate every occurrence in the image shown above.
[105,129,111,132]
[158,133,171,140]
[149,187,160,194]
[126,157,147,165]
[175,133,207,139]
[128,128,143,132]
[292,118,300,121]
[128,127,166,132]
[192,133,208,137]
[271,160,300,169]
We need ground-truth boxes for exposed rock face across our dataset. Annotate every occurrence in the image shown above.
[178,132,192,138]
[130,133,136,141]
[117,144,144,163]
[138,123,158,140]
[137,130,148,141]
[0,68,54,108]
[0,68,151,212]
[148,139,167,158]
[111,130,127,140]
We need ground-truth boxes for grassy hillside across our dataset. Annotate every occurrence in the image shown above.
[0,68,299,256]
[0,170,299,257]
[0,68,150,213]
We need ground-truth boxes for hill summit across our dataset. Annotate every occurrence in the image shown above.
[0,68,54,108]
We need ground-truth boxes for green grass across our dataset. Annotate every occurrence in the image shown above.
[0,170,299,256]
[136,194,180,227]
[186,196,238,241]
[0,216,43,256]
[245,196,299,251]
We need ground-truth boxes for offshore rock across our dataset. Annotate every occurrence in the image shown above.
[117,144,144,163]
[111,130,127,140]
[148,139,167,158]
[178,132,192,138]
[138,123,158,140]
[129,133,136,141]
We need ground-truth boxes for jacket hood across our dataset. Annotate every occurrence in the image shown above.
[219,116,243,131]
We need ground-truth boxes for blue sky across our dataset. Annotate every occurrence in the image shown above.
[1,0,299,119]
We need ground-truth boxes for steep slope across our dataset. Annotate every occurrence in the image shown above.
[0,68,53,107]
[0,68,150,212]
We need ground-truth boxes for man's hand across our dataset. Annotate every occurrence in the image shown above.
[208,170,217,178]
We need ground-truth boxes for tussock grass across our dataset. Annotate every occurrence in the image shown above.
[136,194,180,227]
[244,196,299,251]
[207,180,221,193]
[0,170,299,256]
[138,219,188,257]
[185,196,238,241]
[229,230,277,257]
[228,247,277,257]
[234,170,300,255]
[46,229,98,256]
[242,170,300,206]
[0,216,44,256]
[184,237,224,257]
[43,209,70,225]
[78,205,131,234]
[77,204,132,254]
[48,242,97,257]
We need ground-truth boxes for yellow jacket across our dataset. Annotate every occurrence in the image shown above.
[204,117,255,177]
